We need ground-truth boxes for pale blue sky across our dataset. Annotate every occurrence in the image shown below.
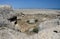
[0,0,60,9]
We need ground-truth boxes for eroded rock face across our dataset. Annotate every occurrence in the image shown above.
[0,26,60,39]
[15,14,57,33]
[0,5,60,39]
[39,19,60,30]
[0,28,15,39]
[38,26,60,39]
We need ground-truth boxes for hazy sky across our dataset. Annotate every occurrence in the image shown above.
[0,0,60,9]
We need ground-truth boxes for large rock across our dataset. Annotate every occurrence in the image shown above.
[0,5,13,19]
[39,19,60,31]
[38,26,60,39]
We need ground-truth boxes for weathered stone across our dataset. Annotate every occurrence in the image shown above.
[0,5,60,39]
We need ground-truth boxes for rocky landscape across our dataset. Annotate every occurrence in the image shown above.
[0,5,60,39]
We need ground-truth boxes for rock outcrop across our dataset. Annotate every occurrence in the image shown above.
[0,5,60,39]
